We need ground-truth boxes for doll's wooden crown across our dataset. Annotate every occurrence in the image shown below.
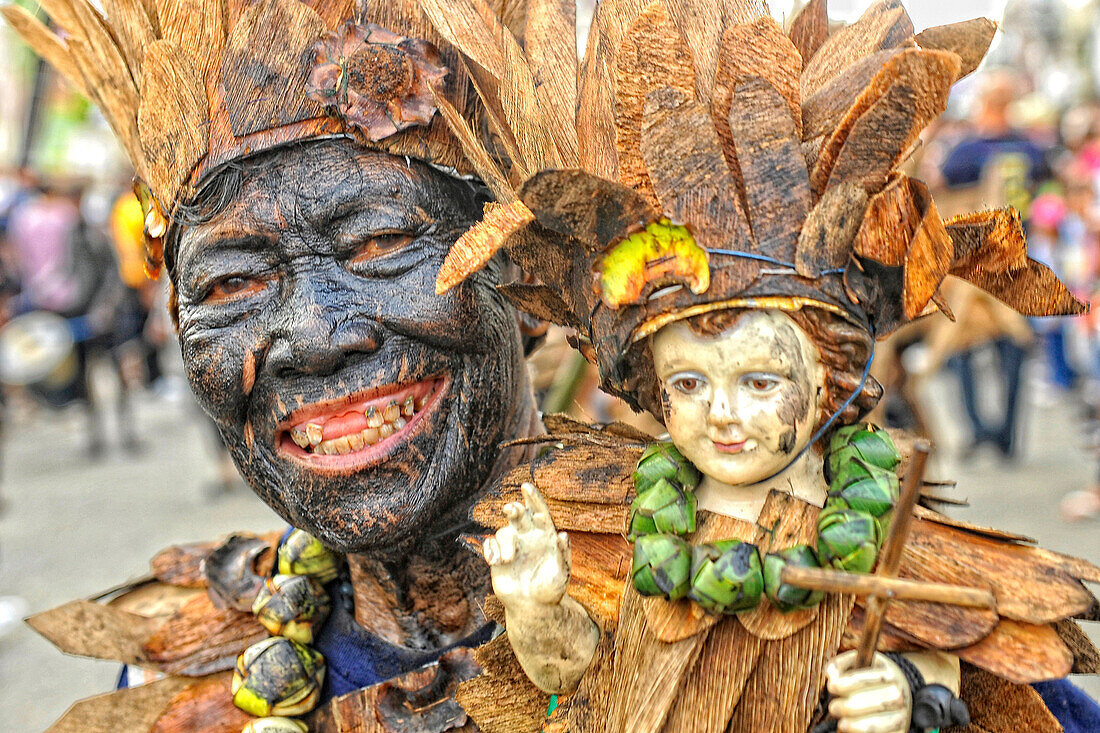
[427,0,1087,407]
[3,0,526,276]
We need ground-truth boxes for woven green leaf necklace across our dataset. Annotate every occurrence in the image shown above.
[629,424,901,614]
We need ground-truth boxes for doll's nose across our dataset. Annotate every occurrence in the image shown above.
[707,390,738,428]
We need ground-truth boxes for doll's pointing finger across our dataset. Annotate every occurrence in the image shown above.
[829,686,907,720]
[521,482,553,526]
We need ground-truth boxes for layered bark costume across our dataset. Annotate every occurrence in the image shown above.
[3,0,540,731]
[421,0,1100,730]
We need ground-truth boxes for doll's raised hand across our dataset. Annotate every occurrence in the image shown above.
[483,482,571,607]
[826,651,912,733]
[482,482,598,694]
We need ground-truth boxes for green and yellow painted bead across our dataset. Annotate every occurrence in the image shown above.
[630,424,901,614]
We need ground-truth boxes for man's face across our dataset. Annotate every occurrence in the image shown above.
[173,142,527,553]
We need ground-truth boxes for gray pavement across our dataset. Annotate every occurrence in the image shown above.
[0,361,1097,730]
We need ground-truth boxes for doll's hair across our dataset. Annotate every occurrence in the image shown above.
[676,307,882,440]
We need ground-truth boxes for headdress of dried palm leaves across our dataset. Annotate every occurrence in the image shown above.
[425,0,1087,413]
[2,0,528,276]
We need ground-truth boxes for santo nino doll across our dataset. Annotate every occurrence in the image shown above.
[424,0,1100,730]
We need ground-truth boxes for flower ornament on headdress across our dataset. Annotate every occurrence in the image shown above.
[306,21,447,140]
[1,0,511,279]
[424,0,1087,415]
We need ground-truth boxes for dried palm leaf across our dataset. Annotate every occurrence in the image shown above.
[155,0,226,86]
[801,0,913,99]
[101,0,157,81]
[437,201,535,294]
[526,0,579,166]
[788,0,828,66]
[0,5,88,97]
[420,0,561,172]
[614,1,696,208]
[663,0,767,103]
[45,677,193,733]
[955,620,1073,685]
[801,48,902,143]
[431,86,514,203]
[138,40,209,213]
[915,17,997,80]
[498,282,577,328]
[32,0,84,41]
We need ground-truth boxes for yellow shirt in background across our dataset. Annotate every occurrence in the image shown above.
[110,192,146,290]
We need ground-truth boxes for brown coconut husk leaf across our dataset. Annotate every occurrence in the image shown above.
[45,676,193,733]
[956,665,1063,733]
[150,672,251,733]
[614,1,697,209]
[801,0,914,98]
[788,0,828,66]
[576,0,651,178]
[142,592,267,676]
[1053,618,1100,674]
[437,201,535,294]
[711,16,803,217]
[795,181,868,277]
[498,283,578,328]
[221,0,326,138]
[953,619,1073,684]
[663,0,768,103]
[457,634,550,733]
[812,48,959,196]
[854,175,953,319]
[139,40,209,211]
[801,47,905,143]
[915,17,997,79]
[1,5,89,97]
[946,209,1089,316]
[727,76,809,261]
[150,541,218,588]
[27,599,161,665]
[31,0,84,41]
[641,92,754,253]
[421,0,561,173]
[519,169,656,253]
[155,0,225,87]
[526,0,579,166]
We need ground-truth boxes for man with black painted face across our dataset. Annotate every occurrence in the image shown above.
[6,1,548,727]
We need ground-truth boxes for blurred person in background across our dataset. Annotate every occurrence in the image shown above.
[2,177,142,456]
[930,70,1052,459]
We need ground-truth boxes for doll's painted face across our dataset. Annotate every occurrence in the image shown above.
[652,310,824,487]
[172,141,527,554]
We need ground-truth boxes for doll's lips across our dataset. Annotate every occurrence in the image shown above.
[275,376,448,473]
[713,440,747,454]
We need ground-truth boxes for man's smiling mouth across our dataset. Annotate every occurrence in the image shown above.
[276,377,447,469]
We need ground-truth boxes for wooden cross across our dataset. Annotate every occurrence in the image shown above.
[779,441,995,667]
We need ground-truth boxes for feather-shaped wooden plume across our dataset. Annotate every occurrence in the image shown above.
[526,0,579,166]
[614,1,696,209]
[946,210,1088,317]
[138,40,209,212]
[420,0,562,175]
[811,48,959,197]
[576,0,650,178]
[789,0,828,65]
[801,0,914,99]
[436,201,535,294]
[0,5,89,97]
[915,18,997,80]
[32,0,84,42]
[663,0,767,104]
[431,88,514,203]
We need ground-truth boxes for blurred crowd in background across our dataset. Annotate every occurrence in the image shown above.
[1,0,1100,530]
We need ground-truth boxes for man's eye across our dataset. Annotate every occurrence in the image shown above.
[204,275,267,303]
[670,373,706,394]
[349,232,415,264]
[742,374,781,392]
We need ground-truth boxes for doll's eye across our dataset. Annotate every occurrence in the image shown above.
[742,373,781,392]
[670,373,706,395]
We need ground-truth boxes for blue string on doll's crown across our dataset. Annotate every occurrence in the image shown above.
[705,247,845,275]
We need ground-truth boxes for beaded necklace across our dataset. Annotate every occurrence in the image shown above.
[629,424,901,614]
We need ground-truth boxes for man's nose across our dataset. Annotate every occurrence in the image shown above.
[265,287,382,379]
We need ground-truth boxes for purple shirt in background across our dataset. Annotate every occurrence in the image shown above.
[6,196,80,314]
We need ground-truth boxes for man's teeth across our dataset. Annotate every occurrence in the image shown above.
[289,394,431,456]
